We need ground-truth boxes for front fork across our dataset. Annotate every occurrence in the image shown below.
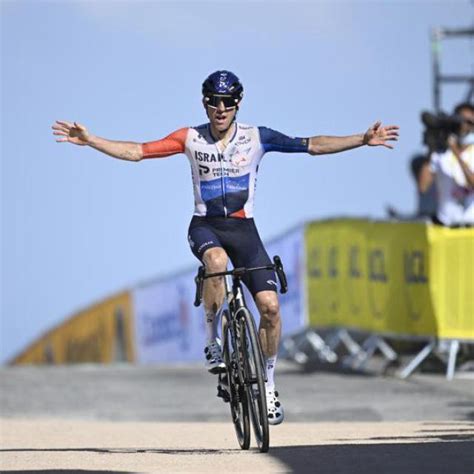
[217,277,251,401]
[219,316,246,402]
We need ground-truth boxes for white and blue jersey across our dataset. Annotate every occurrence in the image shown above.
[142,122,309,218]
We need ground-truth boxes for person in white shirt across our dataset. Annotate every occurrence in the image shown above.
[429,102,474,226]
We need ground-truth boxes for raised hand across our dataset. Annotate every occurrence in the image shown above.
[52,120,90,146]
[363,121,399,149]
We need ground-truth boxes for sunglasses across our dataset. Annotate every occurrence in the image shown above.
[204,95,238,110]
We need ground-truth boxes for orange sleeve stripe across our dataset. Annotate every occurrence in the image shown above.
[230,209,246,218]
[141,128,188,159]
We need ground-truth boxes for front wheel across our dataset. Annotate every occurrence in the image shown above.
[221,309,250,450]
[237,307,270,453]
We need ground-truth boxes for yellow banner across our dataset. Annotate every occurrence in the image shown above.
[306,220,473,340]
[12,292,135,365]
[428,226,474,340]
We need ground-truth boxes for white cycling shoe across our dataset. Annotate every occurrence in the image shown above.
[204,339,226,374]
[266,388,284,425]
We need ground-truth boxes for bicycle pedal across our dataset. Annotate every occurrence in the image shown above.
[217,385,230,403]
[208,365,226,375]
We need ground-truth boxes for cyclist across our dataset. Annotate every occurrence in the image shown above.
[52,70,399,425]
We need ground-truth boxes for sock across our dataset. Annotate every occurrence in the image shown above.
[205,309,220,344]
[265,355,277,391]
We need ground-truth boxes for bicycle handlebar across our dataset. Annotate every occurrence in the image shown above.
[194,255,288,307]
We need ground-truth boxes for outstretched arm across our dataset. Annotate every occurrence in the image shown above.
[308,121,399,155]
[52,120,143,161]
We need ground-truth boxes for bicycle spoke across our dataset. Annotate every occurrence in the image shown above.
[237,308,270,453]
[221,310,250,450]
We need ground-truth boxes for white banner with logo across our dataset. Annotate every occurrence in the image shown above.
[244,224,307,336]
[133,270,207,364]
[132,224,307,364]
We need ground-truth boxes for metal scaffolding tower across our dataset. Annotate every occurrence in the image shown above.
[432,26,474,112]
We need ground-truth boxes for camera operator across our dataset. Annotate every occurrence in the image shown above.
[428,102,474,226]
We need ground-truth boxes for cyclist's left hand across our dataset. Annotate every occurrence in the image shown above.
[363,121,399,149]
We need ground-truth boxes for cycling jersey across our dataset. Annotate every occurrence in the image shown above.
[142,123,309,218]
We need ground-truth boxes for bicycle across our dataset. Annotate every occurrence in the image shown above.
[194,255,288,453]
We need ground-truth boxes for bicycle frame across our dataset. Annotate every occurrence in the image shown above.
[193,255,287,452]
[224,274,246,314]
[194,255,287,308]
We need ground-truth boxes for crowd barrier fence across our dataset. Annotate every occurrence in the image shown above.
[298,219,473,379]
[12,219,473,379]
[12,292,134,364]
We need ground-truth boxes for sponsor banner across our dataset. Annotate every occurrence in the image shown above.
[245,225,307,336]
[428,226,474,340]
[19,220,470,366]
[306,219,474,340]
[12,292,134,365]
[307,219,372,331]
[133,271,206,364]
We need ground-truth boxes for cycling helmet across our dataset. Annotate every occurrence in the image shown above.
[202,70,244,101]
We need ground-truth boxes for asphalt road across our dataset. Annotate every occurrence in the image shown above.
[1,363,473,473]
[1,362,473,422]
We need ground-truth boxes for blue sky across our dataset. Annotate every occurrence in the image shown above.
[1,0,472,362]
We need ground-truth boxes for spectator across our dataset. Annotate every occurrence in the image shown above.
[429,102,474,226]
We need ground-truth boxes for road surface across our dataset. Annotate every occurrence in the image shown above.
[1,363,473,473]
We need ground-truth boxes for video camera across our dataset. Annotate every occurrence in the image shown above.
[421,111,466,153]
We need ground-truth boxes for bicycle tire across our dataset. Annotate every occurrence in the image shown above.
[221,309,250,450]
[237,307,270,453]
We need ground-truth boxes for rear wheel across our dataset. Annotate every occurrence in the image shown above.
[237,307,270,453]
[221,309,250,450]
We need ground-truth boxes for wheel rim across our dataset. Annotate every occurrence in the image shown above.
[238,312,269,452]
[222,312,250,449]
[244,329,267,446]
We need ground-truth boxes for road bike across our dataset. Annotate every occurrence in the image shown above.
[194,256,287,453]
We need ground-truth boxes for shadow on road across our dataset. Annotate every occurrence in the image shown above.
[3,432,473,474]
[270,440,474,474]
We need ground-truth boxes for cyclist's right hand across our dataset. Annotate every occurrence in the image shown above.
[52,120,90,146]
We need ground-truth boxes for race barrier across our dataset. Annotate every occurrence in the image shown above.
[12,292,135,364]
[11,219,473,379]
[302,219,473,378]
[11,226,307,365]
[306,219,474,339]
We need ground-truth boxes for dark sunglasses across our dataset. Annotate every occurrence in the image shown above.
[204,95,238,109]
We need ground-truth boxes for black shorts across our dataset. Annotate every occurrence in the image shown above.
[188,216,277,296]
